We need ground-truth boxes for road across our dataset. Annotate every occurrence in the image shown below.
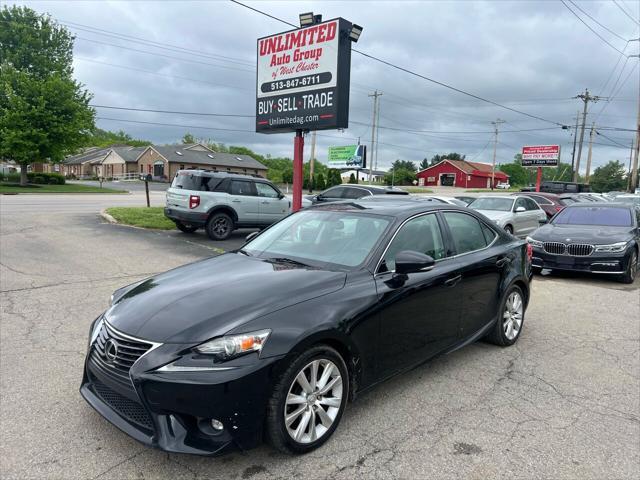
[1,193,639,479]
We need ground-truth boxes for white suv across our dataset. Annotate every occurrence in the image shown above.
[165,170,290,240]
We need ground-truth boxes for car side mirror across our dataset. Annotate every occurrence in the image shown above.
[316,194,324,201]
[539,218,548,225]
[395,251,435,275]
[515,206,526,213]
[278,193,285,199]
[245,231,260,242]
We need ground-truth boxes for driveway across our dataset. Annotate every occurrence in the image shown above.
[1,193,638,479]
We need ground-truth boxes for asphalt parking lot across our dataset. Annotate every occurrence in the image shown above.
[1,193,639,479]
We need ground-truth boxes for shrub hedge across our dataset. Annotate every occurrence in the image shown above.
[0,172,66,185]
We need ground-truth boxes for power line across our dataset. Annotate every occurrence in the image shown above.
[567,0,629,42]
[612,0,640,26]
[91,105,254,118]
[96,117,256,134]
[560,0,628,55]
[229,0,568,127]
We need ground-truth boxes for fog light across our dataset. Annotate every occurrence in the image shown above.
[210,419,224,431]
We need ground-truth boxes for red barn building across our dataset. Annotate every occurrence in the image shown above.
[416,160,509,188]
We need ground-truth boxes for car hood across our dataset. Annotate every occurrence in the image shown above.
[472,210,512,223]
[531,224,635,244]
[104,254,347,343]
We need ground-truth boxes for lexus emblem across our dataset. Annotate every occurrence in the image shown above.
[566,238,572,242]
[104,339,119,362]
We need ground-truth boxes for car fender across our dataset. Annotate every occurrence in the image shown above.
[206,204,238,222]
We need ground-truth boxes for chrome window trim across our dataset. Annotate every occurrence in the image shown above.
[373,209,499,275]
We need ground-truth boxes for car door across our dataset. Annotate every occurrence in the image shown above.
[255,182,289,224]
[228,179,260,224]
[523,197,546,232]
[314,186,346,203]
[374,213,463,379]
[441,211,504,339]
[512,197,531,237]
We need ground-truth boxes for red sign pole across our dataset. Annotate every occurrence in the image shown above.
[292,129,305,212]
[535,166,542,192]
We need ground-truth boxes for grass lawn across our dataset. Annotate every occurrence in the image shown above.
[0,182,127,194]
[106,207,176,230]
[399,187,434,193]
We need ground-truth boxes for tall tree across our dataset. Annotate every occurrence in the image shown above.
[182,132,196,144]
[0,6,95,185]
[589,160,627,193]
[419,158,430,170]
[429,152,466,166]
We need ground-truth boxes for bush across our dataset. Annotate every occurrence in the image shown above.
[1,172,66,185]
[32,175,46,184]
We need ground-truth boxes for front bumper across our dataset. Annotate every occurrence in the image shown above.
[531,248,628,274]
[164,207,208,227]
[80,334,284,456]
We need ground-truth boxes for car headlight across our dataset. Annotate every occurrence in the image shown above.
[194,329,271,361]
[594,241,628,253]
[526,236,543,248]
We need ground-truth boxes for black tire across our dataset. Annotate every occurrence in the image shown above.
[486,285,526,347]
[504,225,514,235]
[266,345,349,454]
[205,212,234,241]
[619,249,638,284]
[175,221,198,233]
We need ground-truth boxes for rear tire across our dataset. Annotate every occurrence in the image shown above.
[266,345,349,454]
[504,225,514,235]
[486,285,526,347]
[619,250,638,284]
[205,213,233,241]
[175,221,198,233]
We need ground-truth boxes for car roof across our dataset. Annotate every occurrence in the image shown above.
[176,169,270,182]
[473,195,516,200]
[563,201,633,208]
[308,196,470,217]
[514,191,559,198]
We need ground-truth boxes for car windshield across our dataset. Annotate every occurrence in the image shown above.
[468,197,514,212]
[243,210,391,268]
[552,206,632,226]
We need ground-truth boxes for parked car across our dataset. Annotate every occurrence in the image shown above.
[81,199,532,455]
[423,195,468,206]
[520,184,536,192]
[454,195,476,205]
[306,184,408,204]
[615,195,640,206]
[511,192,567,219]
[164,170,290,240]
[527,203,640,283]
[540,181,591,194]
[496,182,511,189]
[468,195,547,237]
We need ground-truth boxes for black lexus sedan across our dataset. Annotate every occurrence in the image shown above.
[527,203,640,283]
[81,199,532,456]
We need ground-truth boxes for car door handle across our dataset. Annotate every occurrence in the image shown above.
[496,257,511,267]
[261,200,270,204]
[232,199,241,203]
[444,274,462,287]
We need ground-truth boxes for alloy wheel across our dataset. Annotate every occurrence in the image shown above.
[503,291,523,340]
[284,359,343,444]
[213,218,229,236]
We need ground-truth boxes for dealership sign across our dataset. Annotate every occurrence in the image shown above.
[521,145,560,167]
[256,18,353,133]
[328,145,366,169]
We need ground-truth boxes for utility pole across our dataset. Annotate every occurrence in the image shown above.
[491,119,505,190]
[573,89,600,182]
[585,123,595,183]
[570,110,579,177]
[627,139,634,192]
[308,131,316,193]
[631,76,640,192]
[368,90,382,183]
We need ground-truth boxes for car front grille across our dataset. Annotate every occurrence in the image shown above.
[91,377,154,431]
[567,243,594,256]
[543,242,594,257]
[88,322,153,394]
[543,242,566,255]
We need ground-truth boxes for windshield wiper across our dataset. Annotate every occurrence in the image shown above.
[265,257,313,268]
[237,249,253,256]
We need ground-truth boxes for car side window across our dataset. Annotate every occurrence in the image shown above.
[322,187,344,199]
[255,182,280,198]
[343,187,369,199]
[530,195,551,205]
[442,212,488,255]
[524,198,539,210]
[229,180,255,196]
[514,198,527,211]
[380,214,445,272]
[481,222,497,244]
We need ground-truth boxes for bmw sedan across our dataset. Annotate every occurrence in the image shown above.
[527,203,640,283]
[81,199,532,455]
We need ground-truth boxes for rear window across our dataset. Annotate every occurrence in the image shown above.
[171,172,222,191]
[553,206,632,226]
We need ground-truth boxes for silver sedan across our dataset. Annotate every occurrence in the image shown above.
[468,195,547,237]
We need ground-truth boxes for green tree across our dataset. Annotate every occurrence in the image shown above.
[384,168,415,186]
[85,128,150,148]
[315,173,326,190]
[499,162,528,187]
[419,158,430,170]
[182,132,196,144]
[589,160,627,193]
[348,172,357,184]
[391,160,417,172]
[429,152,465,166]
[0,6,95,185]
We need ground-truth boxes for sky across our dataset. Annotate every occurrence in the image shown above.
[8,0,640,173]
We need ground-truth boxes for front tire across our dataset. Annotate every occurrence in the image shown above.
[266,345,349,454]
[205,213,233,241]
[486,285,526,347]
[619,249,638,284]
[504,225,514,235]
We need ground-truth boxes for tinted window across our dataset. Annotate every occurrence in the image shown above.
[171,172,221,191]
[553,206,632,226]
[469,197,514,211]
[343,187,370,199]
[322,187,344,199]
[530,195,552,205]
[255,182,280,198]
[524,198,539,210]
[381,214,445,272]
[443,212,488,254]
[481,222,497,244]
[229,180,255,196]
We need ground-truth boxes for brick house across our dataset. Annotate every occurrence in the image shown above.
[416,159,509,188]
